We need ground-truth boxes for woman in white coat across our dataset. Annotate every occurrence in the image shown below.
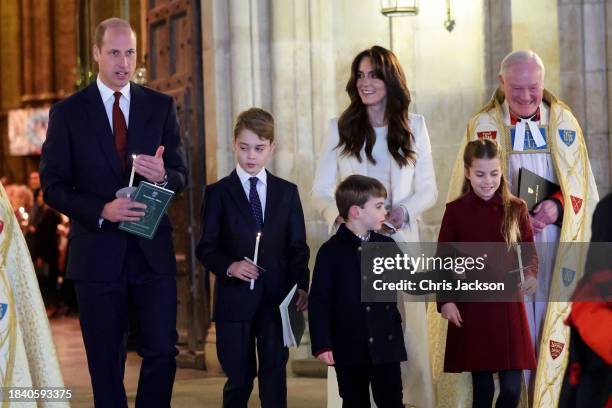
[312,45,437,407]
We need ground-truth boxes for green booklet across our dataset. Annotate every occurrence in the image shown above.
[119,181,175,239]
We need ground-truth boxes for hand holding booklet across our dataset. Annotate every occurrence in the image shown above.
[517,168,560,212]
[119,181,174,239]
[279,284,305,348]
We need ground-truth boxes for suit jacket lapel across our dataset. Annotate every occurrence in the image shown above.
[228,171,260,233]
[83,83,123,179]
[263,171,280,237]
[127,83,153,156]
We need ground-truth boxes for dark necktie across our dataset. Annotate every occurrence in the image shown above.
[113,91,128,167]
[249,177,264,230]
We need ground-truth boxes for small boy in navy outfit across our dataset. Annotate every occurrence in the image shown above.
[197,108,310,407]
[309,175,407,407]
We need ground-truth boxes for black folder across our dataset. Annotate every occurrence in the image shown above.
[517,168,560,212]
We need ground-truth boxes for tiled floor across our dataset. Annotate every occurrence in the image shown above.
[51,316,326,407]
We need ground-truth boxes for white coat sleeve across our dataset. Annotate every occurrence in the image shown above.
[312,119,341,234]
[398,114,438,221]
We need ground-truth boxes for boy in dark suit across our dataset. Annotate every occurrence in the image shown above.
[309,175,407,407]
[197,108,310,408]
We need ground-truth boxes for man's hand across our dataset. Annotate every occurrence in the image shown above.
[386,207,406,230]
[316,350,335,366]
[296,289,308,311]
[101,198,146,222]
[134,146,166,183]
[228,260,259,282]
[441,302,463,327]
[530,199,559,234]
[519,276,537,296]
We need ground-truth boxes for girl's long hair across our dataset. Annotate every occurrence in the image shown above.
[462,139,522,246]
[337,45,415,167]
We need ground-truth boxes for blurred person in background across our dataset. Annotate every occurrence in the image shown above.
[27,189,63,317]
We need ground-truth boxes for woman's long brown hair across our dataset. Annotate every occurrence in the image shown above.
[462,139,522,246]
[336,46,416,167]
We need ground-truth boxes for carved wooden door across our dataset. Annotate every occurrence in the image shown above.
[145,0,207,368]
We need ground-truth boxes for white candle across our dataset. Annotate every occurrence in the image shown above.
[516,244,525,284]
[251,232,261,290]
[129,154,137,187]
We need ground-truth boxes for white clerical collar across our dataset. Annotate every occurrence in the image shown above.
[503,101,547,151]
[96,76,131,103]
[502,100,549,125]
[236,165,267,186]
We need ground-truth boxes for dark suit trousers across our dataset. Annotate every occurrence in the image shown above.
[216,306,289,408]
[335,362,403,408]
[74,238,177,408]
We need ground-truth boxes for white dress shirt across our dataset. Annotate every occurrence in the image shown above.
[97,76,130,130]
[236,165,267,221]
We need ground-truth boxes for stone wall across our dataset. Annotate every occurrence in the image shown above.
[558,0,610,196]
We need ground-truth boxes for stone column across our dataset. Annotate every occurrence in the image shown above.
[271,0,312,179]
[512,0,561,94]
[558,0,609,193]
[270,0,313,364]
[483,0,512,97]
[582,0,609,193]
[607,0,612,194]
[212,0,272,178]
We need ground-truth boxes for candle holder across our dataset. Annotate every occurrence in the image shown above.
[115,186,137,199]
[116,154,138,199]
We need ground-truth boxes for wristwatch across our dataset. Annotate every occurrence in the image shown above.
[154,172,168,188]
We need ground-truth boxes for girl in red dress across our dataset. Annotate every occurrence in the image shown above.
[438,138,538,408]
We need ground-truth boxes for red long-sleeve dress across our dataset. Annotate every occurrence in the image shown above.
[438,190,538,372]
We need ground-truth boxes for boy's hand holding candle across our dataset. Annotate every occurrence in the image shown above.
[228,260,260,282]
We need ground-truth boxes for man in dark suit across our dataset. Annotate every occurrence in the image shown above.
[40,17,187,408]
[197,108,309,407]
